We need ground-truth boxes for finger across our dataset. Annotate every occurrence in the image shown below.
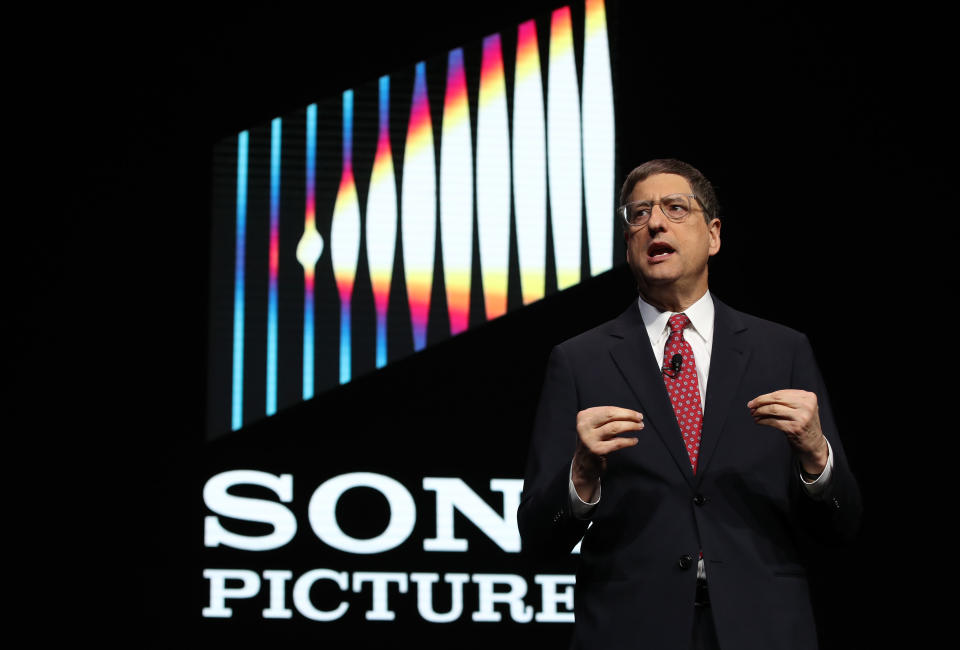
[588,436,640,456]
[582,406,643,427]
[748,390,809,410]
[747,393,790,409]
[749,403,798,420]
[581,420,643,447]
[595,406,643,423]
[595,419,644,439]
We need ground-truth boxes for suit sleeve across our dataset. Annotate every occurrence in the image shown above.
[791,334,863,545]
[518,345,590,558]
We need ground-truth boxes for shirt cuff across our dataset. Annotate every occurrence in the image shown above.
[799,437,834,499]
[569,460,600,519]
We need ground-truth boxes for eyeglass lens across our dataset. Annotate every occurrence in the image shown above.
[621,194,692,226]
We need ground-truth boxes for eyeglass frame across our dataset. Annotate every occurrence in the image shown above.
[617,193,708,228]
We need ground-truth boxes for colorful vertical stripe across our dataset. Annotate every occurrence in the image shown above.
[330,91,361,384]
[266,118,281,416]
[439,48,473,336]
[231,130,249,431]
[296,104,324,399]
[582,0,615,277]
[547,5,583,290]
[365,76,398,368]
[476,33,511,320]
[512,20,547,305]
[401,62,437,351]
[214,5,617,433]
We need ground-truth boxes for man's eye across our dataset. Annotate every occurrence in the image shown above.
[633,208,651,219]
[663,200,688,215]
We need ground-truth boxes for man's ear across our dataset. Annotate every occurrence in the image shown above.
[708,218,721,256]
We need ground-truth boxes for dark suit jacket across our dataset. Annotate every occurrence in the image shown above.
[518,296,861,650]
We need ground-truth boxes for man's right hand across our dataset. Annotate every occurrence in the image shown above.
[572,406,643,501]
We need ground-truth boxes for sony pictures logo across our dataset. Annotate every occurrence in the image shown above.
[202,470,576,623]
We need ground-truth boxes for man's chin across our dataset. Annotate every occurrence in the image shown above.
[636,268,678,287]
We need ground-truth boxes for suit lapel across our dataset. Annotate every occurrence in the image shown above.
[695,297,751,486]
[608,304,696,488]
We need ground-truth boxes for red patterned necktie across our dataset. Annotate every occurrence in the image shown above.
[662,313,703,473]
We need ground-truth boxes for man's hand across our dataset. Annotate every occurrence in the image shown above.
[748,390,828,476]
[572,407,643,501]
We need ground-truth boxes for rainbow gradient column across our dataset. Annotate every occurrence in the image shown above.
[512,20,547,305]
[266,117,281,416]
[330,91,361,384]
[439,48,473,336]
[476,34,511,320]
[231,130,249,431]
[582,0,615,277]
[296,105,324,399]
[401,62,436,351]
[365,76,398,368]
[547,6,583,290]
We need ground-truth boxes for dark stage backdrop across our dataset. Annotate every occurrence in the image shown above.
[41,0,948,648]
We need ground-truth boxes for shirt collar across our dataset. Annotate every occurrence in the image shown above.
[637,290,715,347]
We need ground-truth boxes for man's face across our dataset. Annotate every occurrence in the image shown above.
[624,173,721,297]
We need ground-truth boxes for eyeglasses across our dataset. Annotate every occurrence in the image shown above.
[618,193,702,228]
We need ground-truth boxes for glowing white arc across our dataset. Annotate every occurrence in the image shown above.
[439,49,473,336]
[512,22,547,305]
[330,92,361,384]
[582,0,615,277]
[476,35,511,319]
[547,9,583,291]
[366,76,398,368]
[401,63,437,351]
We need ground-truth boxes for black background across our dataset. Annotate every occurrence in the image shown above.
[21,0,948,647]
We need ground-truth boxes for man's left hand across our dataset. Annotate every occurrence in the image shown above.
[748,389,828,476]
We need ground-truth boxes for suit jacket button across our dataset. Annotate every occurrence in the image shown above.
[678,554,694,570]
[693,494,706,506]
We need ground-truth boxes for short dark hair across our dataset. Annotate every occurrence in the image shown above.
[619,159,719,224]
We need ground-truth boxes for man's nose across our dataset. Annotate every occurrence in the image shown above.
[646,202,669,230]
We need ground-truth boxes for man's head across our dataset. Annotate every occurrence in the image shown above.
[619,159,719,223]
[620,160,721,311]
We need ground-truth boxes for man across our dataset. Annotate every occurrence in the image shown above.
[518,159,860,649]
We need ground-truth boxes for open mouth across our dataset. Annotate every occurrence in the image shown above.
[647,241,675,260]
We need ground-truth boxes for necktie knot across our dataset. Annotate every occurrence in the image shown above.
[668,313,690,337]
